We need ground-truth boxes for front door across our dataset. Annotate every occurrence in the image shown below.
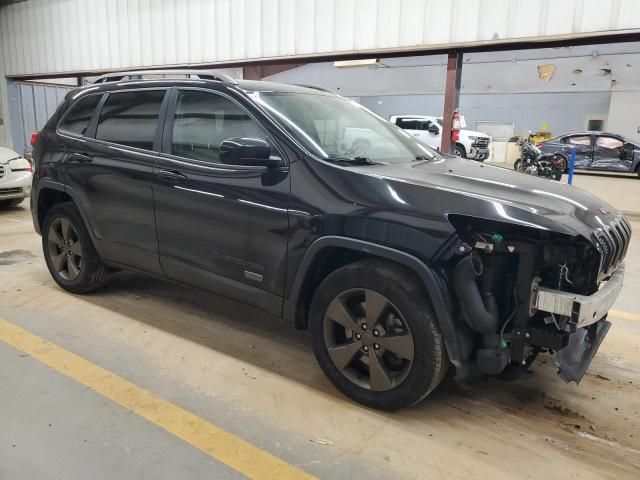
[152,88,290,315]
[563,134,593,169]
[592,135,630,171]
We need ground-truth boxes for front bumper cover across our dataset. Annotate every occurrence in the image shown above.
[532,263,624,328]
[468,147,490,160]
[552,319,611,383]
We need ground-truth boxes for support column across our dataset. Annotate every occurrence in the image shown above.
[440,50,463,154]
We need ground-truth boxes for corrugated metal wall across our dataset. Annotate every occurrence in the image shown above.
[1,0,639,77]
[8,82,71,154]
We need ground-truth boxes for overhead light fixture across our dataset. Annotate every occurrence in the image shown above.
[334,58,381,68]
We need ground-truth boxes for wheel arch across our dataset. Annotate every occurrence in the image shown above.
[283,236,473,372]
[455,143,467,157]
[35,184,101,254]
[34,182,72,234]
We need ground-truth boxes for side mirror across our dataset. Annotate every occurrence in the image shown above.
[428,124,439,135]
[219,137,282,167]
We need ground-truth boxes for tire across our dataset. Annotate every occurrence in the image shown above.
[513,159,522,172]
[558,155,568,173]
[42,202,110,294]
[454,144,466,158]
[0,198,24,209]
[309,259,448,410]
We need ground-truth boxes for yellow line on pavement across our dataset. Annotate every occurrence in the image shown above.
[0,318,316,480]
[609,309,640,322]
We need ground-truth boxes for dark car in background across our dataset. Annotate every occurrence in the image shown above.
[539,131,640,176]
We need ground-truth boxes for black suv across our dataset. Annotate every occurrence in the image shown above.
[31,70,630,410]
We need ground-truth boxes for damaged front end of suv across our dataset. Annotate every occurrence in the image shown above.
[441,212,630,382]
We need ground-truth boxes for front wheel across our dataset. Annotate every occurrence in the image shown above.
[42,202,110,294]
[309,259,448,410]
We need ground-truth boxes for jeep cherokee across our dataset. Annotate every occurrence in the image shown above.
[30,70,630,410]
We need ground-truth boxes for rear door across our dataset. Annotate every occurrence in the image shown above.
[151,87,290,315]
[62,88,169,274]
[562,134,594,169]
[591,134,630,171]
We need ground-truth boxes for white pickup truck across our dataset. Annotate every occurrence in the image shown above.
[389,115,491,161]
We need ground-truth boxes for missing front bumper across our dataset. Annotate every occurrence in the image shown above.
[532,263,624,328]
[552,319,611,383]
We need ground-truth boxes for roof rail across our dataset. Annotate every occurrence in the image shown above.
[291,84,337,94]
[92,69,238,85]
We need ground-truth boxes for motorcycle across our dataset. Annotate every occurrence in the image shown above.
[513,137,566,181]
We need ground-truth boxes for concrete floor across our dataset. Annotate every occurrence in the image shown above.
[1,173,639,479]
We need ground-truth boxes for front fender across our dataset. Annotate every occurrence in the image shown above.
[283,235,474,373]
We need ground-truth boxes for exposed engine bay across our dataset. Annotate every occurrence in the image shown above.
[443,214,631,382]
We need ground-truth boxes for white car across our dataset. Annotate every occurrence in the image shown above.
[389,115,492,161]
[0,147,32,208]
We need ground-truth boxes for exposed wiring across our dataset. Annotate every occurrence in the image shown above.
[499,289,519,341]
[559,263,576,288]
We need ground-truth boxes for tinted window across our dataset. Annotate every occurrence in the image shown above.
[95,90,166,150]
[396,118,419,129]
[171,90,267,163]
[59,95,102,135]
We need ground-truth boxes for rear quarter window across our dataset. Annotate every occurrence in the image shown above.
[58,94,102,136]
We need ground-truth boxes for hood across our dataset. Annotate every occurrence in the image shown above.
[462,129,491,139]
[349,157,618,240]
[0,147,21,164]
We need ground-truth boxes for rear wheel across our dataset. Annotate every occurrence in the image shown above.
[42,203,110,293]
[310,259,448,410]
[514,159,522,172]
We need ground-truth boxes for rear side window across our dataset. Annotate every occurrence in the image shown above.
[95,90,166,150]
[170,90,267,163]
[565,135,591,146]
[59,95,102,136]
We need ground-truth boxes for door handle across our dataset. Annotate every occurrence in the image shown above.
[71,153,93,163]
[157,169,188,182]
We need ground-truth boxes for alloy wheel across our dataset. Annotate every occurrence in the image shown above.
[47,217,83,281]
[323,288,415,391]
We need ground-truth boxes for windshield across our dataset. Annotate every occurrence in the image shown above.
[251,91,440,164]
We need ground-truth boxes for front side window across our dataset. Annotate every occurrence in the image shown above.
[395,118,419,130]
[596,136,624,149]
[170,90,267,163]
[95,90,166,150]
[253,92,438,164]
[59,94,102,136]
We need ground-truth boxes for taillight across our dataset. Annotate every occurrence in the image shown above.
[30,131,39,147]
[536,143,542,149]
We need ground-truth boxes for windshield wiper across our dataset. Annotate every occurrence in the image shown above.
[323,156,379,165]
